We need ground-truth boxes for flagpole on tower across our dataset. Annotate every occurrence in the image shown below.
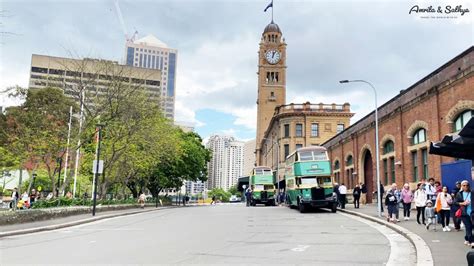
[272,0,274,22]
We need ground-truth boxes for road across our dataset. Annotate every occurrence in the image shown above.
[0,204,415,265]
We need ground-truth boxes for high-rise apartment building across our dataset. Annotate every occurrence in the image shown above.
[206,135,244,191]
[124,34,177,120]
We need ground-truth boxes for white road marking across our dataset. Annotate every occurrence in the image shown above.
[291,245,310,252]
[431,240,440,243]
[89,240,96,243]
[339,212,416,266]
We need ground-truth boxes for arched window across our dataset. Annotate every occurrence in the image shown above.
[346,155,353,166]
[412,128,427,145]
[454,110,474,132]
[334,160,340,170]
[383,140,394,154]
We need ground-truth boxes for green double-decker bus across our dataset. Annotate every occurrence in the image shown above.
[249,166,276,206]
[285,146,338,213]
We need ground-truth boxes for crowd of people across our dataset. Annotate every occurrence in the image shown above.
[8,187,47,210]
[351,177,474,248]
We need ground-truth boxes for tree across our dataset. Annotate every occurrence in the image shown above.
[208,188,232,202]
[228,185,239,196]
[3,87,78,195]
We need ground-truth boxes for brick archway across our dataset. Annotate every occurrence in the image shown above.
[363,150,374,203]
[445,100,474,124]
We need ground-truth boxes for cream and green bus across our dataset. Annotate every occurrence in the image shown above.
[249,166,276,206]
[285,146,337,213]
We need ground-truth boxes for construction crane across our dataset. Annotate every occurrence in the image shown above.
[114,0,138,43]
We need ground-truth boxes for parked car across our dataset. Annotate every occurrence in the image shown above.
[229,195,241,203]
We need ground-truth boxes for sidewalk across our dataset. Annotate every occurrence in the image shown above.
[0,205,176,237]
[341,203,470,266]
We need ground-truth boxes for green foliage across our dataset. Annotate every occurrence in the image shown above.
[2,87,78,195]
[31,195,171,209]
[208,188,232,202]
[228,185,239,196]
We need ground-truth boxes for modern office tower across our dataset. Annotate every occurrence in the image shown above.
[29,54,166,115]
[124,34,177,120]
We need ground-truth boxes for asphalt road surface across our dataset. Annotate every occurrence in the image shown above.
[0,204,415,265]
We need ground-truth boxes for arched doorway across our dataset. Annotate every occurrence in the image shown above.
[363,151,374,203]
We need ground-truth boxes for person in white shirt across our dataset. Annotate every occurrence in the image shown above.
[338,183,347,209]
[424,177,436,201]
[414,183,427,225]
[435,186,453,232]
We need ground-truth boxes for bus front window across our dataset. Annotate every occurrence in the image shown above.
[299,151,313,161]
[300,177,317,185]
[254,185,264,191]
[264,185,274,190]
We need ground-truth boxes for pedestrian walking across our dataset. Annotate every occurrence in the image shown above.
[338,183,347,209]
[10,188,19,211]
[360,183,367,205]
[353,184,361,208]
[393,184,401,222]
[385,184,398,223]
[138,192,145,208]
[451,181,462,231]
[211,195,216,205]
[401,183,413,220]
[245,187,252,207]
[454,180,474,246]
[425,177,437,202]
[435,186,453,232]
[333,183,341,207]
[425,200,436,230]
[414,183,427,225]
[30,189,37,207]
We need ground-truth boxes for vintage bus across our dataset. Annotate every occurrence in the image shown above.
[249,166,276,206]
[285,146,338,213]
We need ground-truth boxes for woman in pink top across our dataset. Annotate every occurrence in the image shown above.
[401,183,414,220]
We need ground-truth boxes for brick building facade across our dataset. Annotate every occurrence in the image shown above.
[323,46,474,203]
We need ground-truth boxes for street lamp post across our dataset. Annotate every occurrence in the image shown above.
[339,79,381,217]
[92,123,104,216]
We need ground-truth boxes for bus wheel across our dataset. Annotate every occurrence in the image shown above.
[331,203,337,213]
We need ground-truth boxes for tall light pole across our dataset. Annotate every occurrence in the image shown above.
[340,79,381,217]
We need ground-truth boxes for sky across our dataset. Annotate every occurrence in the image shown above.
[0,0,472,143]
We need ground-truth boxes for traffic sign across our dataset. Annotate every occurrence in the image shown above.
[92,160,104,174]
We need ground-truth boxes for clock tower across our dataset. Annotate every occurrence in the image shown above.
[255,21,287,165]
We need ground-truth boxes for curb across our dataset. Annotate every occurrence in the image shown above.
[0,205,178,238]
[339,208,434,266]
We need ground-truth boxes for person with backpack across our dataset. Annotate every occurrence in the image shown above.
[385,184,398,223]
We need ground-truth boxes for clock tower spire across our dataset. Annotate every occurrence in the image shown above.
[255,20,286,166]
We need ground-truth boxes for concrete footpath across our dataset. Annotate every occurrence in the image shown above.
[341,204,470,266]
[0,205,179,238]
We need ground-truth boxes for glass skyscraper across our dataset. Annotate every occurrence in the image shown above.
[124,34,177,120]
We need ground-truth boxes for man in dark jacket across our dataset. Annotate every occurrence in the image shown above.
[378,182,385,213]
[333,183,341,207]
[451,181,462,230]
[353,184,361,208]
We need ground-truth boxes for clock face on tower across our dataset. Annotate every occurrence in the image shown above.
[265,49,281,64]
